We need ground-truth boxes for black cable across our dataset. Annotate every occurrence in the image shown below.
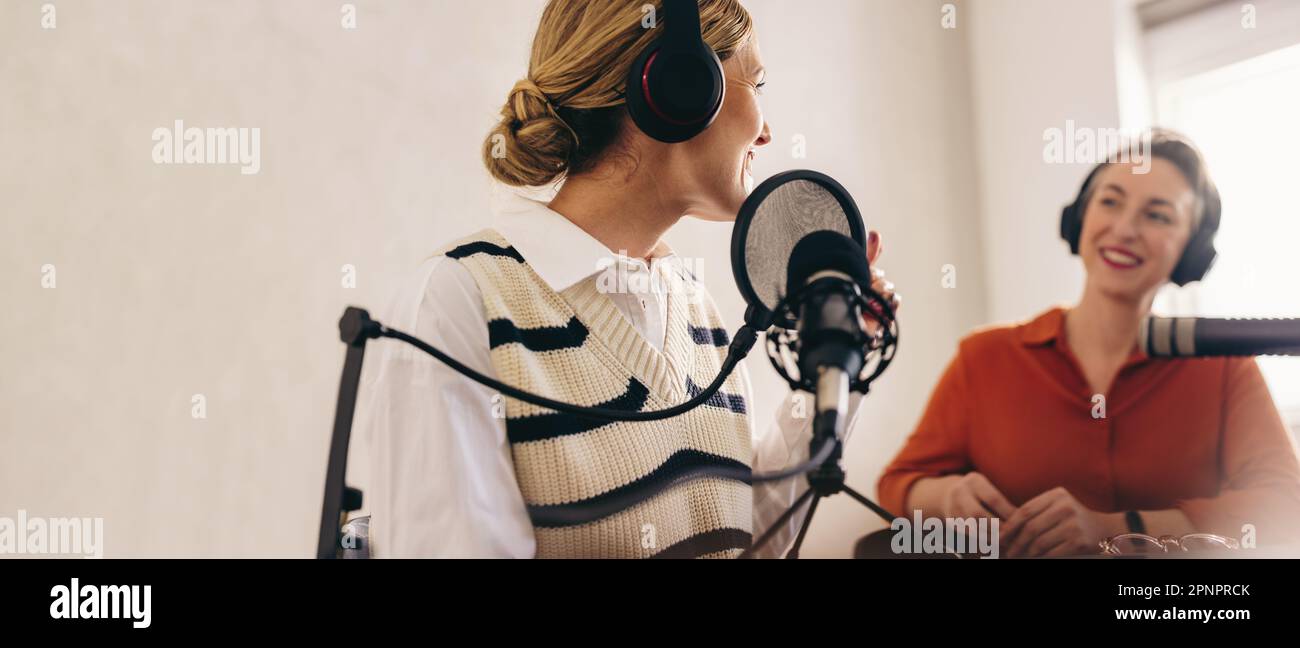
[750,434,838,483]
[375,322,842,484]
[379,324,756,422]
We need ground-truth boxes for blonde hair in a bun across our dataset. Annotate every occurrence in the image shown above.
[483,0,753,188]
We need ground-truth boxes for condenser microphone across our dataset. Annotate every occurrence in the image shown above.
[785,230,873,439]
[1139,316,1300,357]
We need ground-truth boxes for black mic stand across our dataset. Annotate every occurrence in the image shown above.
[739,295,901,559]
[317,307,379,559]
[740,390,899,558]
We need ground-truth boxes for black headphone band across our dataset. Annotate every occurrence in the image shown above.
[663,0,701,42]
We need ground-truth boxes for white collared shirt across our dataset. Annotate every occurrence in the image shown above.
[362,192,863,558]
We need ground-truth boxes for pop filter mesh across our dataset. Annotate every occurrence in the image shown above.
[741,179,856,321]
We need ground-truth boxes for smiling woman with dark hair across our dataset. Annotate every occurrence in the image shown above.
[878,130,1300,557]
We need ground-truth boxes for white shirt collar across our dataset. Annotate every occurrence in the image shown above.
[489,186,683,293]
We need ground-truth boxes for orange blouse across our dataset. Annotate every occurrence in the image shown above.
[877,307,1300,545]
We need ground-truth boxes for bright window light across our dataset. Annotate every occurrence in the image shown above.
[1156,43,1300,413]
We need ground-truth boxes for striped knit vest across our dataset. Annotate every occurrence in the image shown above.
[441,229,754,558]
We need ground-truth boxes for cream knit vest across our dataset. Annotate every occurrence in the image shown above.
[442,229,753,558]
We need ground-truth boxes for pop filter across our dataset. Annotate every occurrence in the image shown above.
[730,170,868,330]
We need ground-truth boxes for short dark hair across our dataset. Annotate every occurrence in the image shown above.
[1081,129,1219,229]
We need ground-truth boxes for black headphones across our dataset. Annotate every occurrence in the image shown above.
[1060,162,1221,287]
[625,0,725,143]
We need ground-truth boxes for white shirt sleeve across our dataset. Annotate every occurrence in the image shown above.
[362,256,536,558]
[746,359,865,559]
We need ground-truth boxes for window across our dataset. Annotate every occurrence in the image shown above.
[1146,1,1300,417]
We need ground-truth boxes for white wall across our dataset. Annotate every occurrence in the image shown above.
[1,0,989,558]
[2,0,547,558]
[965,0,1145,324]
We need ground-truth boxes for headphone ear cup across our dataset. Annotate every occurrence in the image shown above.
[1171,181,1222,286]
[1062,164,1106,256]
[625,44,660,138]
[625,41,724,143]
[1170,225,1219,286]
[1060,202,1083,254]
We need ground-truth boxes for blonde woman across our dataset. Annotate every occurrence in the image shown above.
[362,0,897,558]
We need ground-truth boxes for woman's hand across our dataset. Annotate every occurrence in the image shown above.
[940,472,1016,520]
[863,230,900,334]
[999,487,1127,558]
